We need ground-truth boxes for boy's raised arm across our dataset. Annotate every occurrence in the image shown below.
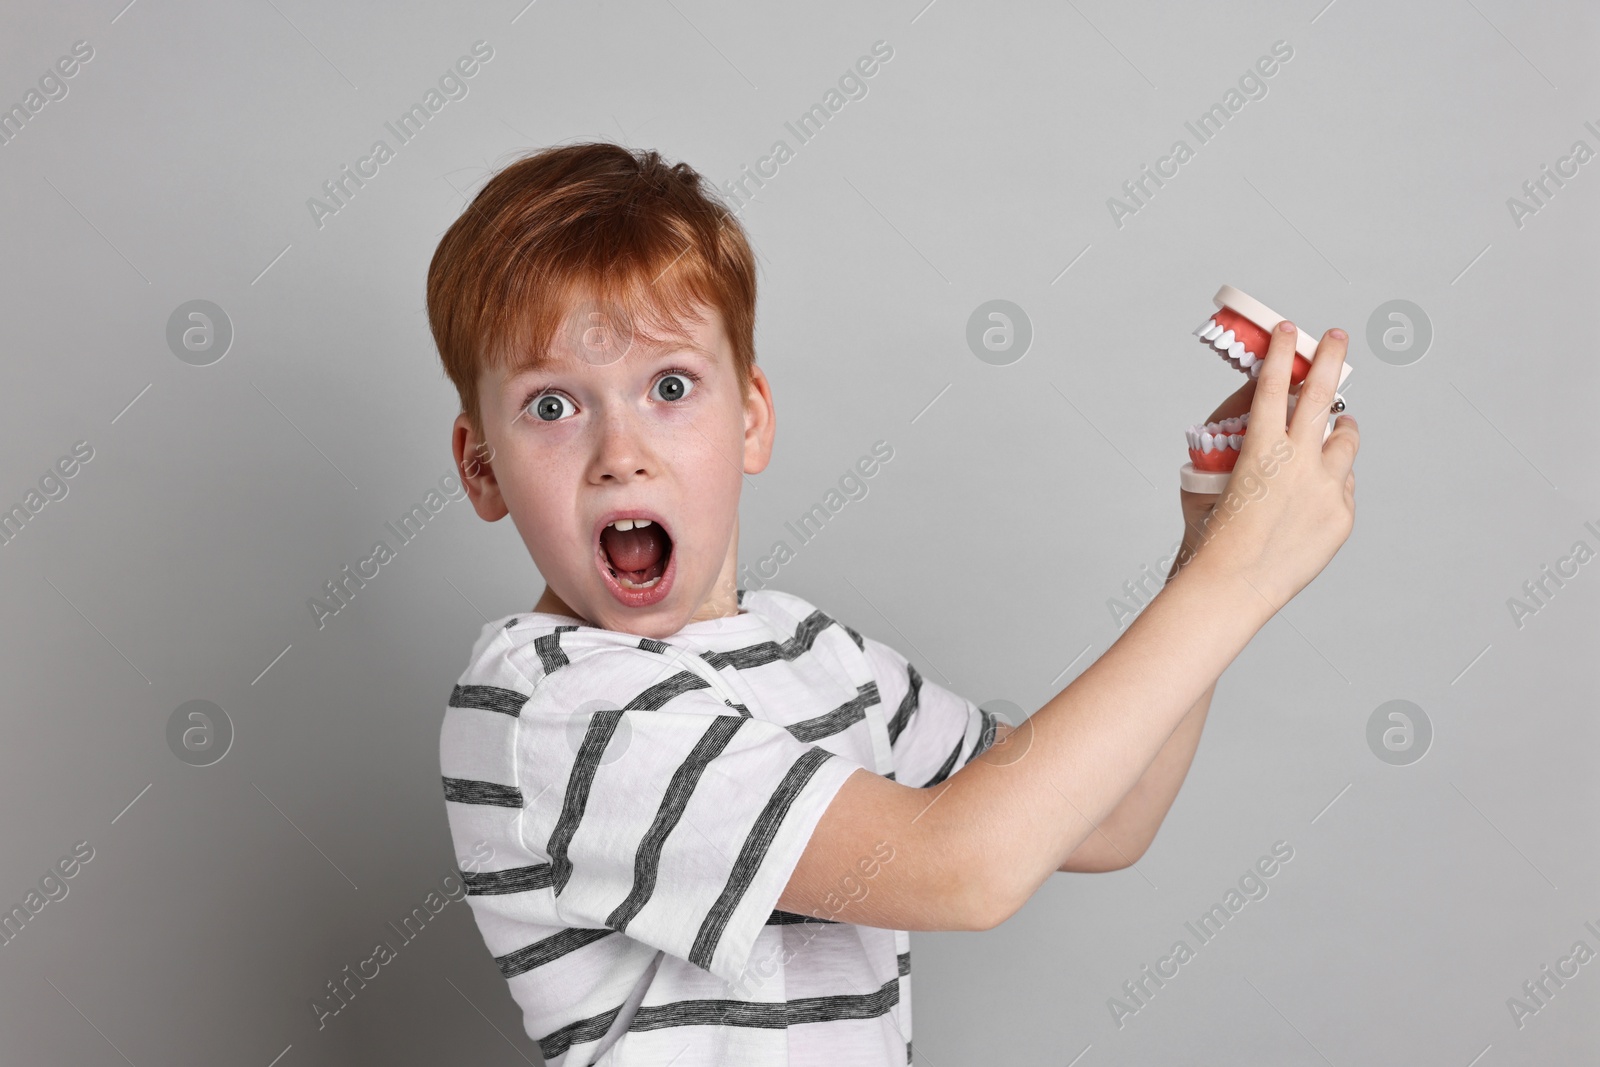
[779,319,1360,932]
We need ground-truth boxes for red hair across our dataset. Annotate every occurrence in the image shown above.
[426,141,758,439]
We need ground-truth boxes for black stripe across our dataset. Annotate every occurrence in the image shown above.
[689,747,836,971]
[547,709,626,893]
[463,863,554,895]
[638,637,669,654]
[442,775,522,808]
[897,950,911,977]
[786,683,878,743]
[699,609,834,672]
[627,975,899,1033]
[906,1038,913,1064]
[625,670,712,710]
[840,623,866,652]
[606,716,746,932]
[448,683,528,717]
[780,979,900,1024]
[504,617,518,629]
[887,664,921,745]
[534,624,579,675]
[922,731,963,788]
[539,1003,624,1060]
[701,640,786,672]
[496,926,614,979]
[766,909,838,926]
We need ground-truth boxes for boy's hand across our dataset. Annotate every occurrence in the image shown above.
[1172,378,1259,576]
[787,326,1357,930]
[1181,320,1360,613]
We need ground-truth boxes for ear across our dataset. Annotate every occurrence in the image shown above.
[452,413,509,521]
[742,364,776,475]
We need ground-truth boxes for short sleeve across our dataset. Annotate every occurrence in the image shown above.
[860,634,997,788]
[515,646,863,986]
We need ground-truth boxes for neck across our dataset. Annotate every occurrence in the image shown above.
[689,513,744,622]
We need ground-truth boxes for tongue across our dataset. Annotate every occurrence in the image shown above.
[601,523,669,576]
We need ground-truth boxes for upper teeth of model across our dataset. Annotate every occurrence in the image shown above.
[1194,316,1261,374]
[608,518,653,531]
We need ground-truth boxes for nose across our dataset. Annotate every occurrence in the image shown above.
[589,405,653,484]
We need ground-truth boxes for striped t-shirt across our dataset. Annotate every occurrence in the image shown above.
[438,586,998,1065]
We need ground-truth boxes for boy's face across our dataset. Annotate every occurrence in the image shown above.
[453,299,774,639]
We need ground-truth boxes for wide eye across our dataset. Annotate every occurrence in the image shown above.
[526,393,575,422]
[652,373,695,403]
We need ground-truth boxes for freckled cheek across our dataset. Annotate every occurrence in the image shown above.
[502,448,586,560]
[656,434,740,548]
[663,402,742,456]
[643,415,707,466]
[674,433,742,490]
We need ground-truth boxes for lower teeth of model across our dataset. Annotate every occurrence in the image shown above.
[617,573,660,589]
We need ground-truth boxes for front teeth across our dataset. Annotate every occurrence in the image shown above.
[1197,316,1262,374]
[605,518,662,590]
[1186,413,1249,453]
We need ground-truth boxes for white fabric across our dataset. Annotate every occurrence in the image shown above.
[438,586,997,1065]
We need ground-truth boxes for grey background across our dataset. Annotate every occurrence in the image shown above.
[2,0,1595,1063]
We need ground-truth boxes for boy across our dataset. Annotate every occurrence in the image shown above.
[430,142,1358,1065]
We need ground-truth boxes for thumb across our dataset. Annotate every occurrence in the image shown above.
[1322,414,1359,480]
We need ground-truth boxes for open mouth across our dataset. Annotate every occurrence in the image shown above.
[596,513,675,607]
[1184,285,1349,476]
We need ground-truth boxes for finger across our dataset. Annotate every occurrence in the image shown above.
[1322,414,1359,481]
[1179,486,1220,527]
[1243,319,1298,448]
[1205,377,1257,424]
[1179,499,1217,543]
[1289,328,1349,446]
[1179,486,1221,505]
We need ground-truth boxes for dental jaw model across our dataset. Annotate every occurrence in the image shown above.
[1179,285,1351,494]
